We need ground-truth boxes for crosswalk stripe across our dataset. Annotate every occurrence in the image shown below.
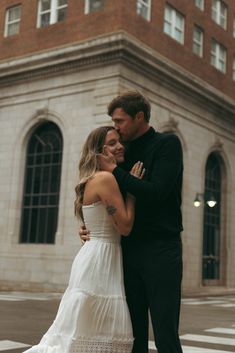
[214,303,235,308]
[180,334,235,346]
[183,300,226,305]
[205,327,235,335]
[0,294,62,301]
[0,340,30,351]
[148,340,233,353]
[181,346,232,353]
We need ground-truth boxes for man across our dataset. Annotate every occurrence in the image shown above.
[81,91,183,353]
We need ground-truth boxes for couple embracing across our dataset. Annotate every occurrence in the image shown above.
[24,91,183,353]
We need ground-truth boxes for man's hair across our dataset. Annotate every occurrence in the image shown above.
[107,91,151,122]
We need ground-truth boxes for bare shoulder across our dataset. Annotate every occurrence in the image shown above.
[88,171,115,185]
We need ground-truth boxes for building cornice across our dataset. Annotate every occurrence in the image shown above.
[0,31,235,121]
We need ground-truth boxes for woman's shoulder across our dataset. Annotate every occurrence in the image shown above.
[91,171,116,183]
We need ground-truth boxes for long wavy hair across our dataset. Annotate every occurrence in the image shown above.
[74,126,115,222]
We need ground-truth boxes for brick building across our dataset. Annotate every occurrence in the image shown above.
[0,0,235,294]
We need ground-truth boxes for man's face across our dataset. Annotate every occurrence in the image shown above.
[111,108,140,142]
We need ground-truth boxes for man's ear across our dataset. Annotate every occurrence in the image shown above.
[136,111,144,121]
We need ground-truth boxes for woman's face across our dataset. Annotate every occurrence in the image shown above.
[104,129,125,164]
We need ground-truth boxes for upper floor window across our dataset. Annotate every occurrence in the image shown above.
[233,57,235,81]
[212,0,227,29]
[37,0,67,28]
[194,0,204,11]
[136,0,151,21]
[85,0,103,14]
[211,39,227,73]
[233,17,235,37]
[193,26,203,57]
[4,5,21,37]
[164,5,185,44]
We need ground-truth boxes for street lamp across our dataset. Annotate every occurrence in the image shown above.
[193,193,217,208]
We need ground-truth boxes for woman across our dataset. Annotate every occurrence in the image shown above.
[24,126,144,353]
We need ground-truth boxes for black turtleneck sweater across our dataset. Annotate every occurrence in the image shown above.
[113,127,183,245]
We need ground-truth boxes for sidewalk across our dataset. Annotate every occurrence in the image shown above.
[182,286,235,298]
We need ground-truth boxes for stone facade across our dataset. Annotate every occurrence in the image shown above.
[0,30,235,294]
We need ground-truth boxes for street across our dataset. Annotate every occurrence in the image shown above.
[0,292,234,353]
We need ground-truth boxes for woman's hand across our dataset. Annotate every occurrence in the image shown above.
[98,145,117,172]
[130,161,145,179]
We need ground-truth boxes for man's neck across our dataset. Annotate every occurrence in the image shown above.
[130,124,150,141]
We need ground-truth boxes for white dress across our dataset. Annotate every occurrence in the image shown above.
[23,201,133,353]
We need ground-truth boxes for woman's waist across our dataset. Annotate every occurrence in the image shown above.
[89,234,120,244]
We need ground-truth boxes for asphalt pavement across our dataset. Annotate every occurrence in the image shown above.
[0,292,234,353]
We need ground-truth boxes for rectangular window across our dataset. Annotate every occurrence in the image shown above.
[37,0,67,28]
[211,39,227,73]
[164,5,185,44]
[136,0,151,21]
[193,26,203,57]
[212,0,227,29]
[194,0,204,11]
[85,0,103,14]
[4,5,21,37]
[233,57,235,81]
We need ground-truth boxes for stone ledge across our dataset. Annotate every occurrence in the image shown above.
[0,30,234,122]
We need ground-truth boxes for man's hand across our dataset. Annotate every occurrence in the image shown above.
[79,224,90,245]
[98,145,117,172]
[130,161,145,179]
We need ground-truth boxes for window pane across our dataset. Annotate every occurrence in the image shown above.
[41,0,51,11]
[8,22,20,36]
[164,22,171,36]
[57,7,67,22]
[195,0,204,10]
[20,122,63,244]
[41,13,50,27]
[202,154,222,281]
[164,5,184,44]
[136,0,150,20]
[8,6,21,21]
[89,0,103,12]
[58,0,67,5]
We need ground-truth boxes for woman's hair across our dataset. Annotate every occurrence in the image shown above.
[74,126,115,222]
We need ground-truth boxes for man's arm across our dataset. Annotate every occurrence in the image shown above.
[113,134,183,203]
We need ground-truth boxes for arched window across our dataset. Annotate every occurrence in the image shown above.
[20,122,63,244]
[202,153,222,282]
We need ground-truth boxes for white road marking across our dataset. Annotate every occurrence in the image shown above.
[148,340,232,353]
[184,300,226,305]
[182,346,232,353]
[0,292,62,301]
[180,334,235,346]
[0,340,30,351]
[214,303,235,308]
[205,327,235,335]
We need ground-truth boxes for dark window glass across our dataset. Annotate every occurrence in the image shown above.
[20,122,63,244]
[202,153,221,280]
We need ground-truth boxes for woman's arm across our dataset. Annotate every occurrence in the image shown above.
[94,172,135,236]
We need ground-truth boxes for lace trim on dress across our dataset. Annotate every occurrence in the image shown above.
[70,339,133,353]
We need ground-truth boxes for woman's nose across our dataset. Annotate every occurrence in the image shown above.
[117,142,124,150]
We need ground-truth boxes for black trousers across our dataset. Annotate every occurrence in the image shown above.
[122,237,183,353]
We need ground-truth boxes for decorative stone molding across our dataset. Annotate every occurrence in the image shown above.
[212,137,224,153]
[0,31,235,122]
[159,116,179,132]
